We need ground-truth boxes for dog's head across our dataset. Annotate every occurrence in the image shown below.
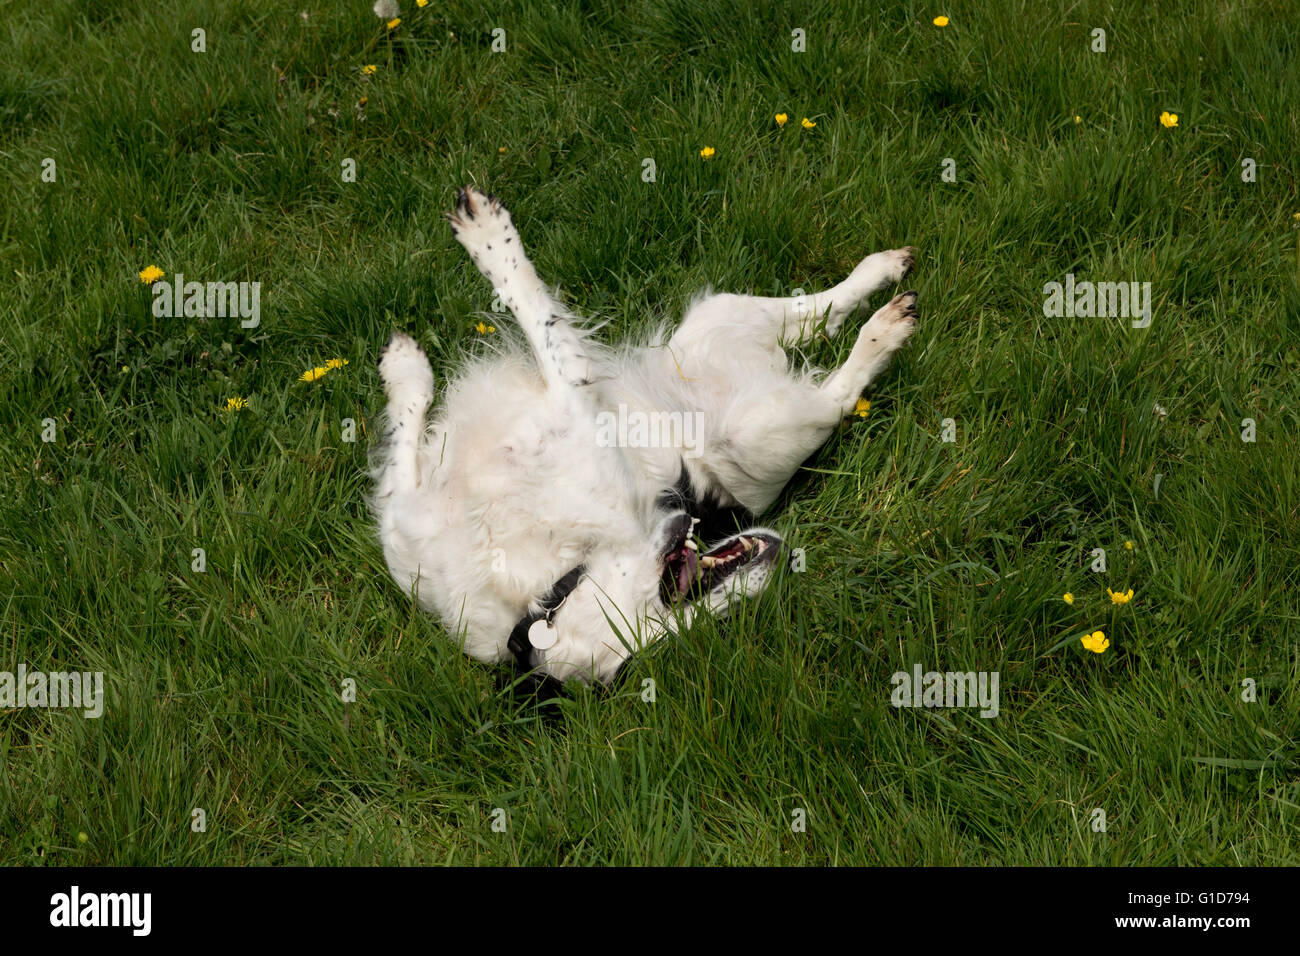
[511,511,781,685]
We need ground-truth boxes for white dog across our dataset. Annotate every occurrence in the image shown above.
[371,187,918,687]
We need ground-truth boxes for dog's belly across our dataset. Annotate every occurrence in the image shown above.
[412,359,652,658]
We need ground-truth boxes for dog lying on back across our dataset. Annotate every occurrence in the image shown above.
[371,187,918,685]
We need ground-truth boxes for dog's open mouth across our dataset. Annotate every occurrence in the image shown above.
[661,529,780,603]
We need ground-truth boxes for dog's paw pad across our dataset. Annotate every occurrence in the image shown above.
[861,291,919,350]
[446,186,514,249]
[897,247,918,279]
[890,290,919,324]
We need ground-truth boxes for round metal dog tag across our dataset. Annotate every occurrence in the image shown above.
[528,618,558,650]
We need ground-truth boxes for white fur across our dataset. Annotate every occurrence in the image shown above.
[370,187,918,684]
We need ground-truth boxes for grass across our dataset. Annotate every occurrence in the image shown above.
[1,0,1297,865]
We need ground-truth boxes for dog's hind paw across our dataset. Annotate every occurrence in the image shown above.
[378,331,434,401]
[446,186,512,241]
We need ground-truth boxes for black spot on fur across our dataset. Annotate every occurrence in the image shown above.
[657,461,755,542]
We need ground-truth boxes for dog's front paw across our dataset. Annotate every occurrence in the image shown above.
[868,247,917,286]
[861,290,919,350]
[378,331,434,402]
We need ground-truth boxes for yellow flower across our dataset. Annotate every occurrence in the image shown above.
[933,16,950,27]
[1159,111,1179,128]
[417,0,428,6]
[1124,540,1133,550]
[387,17,401,30]
[498,146,508,154]
[854,398,870,418]
[1073,115,1082,124]
[138,265,165,284]
[1063,592,1074,605]
[800,117,816,129]
[325,358,350,369]
[775,113,788,127]
[474,322,496,335]
[699,146,716,159]
[224,397,247,412]
[1107,588,1134,605]
[361,64,377,75]
[300,366,329,383]
[1081,630,1109,654]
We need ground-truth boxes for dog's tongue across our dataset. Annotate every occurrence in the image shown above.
[677,548,698,593]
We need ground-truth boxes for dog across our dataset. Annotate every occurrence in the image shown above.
[371,187,918,686]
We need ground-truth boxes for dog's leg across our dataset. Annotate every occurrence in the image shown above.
[374,331,435,499]
[821,291,919,414]
[705,292,919,512]
[674,247,915,353]
[446,187,591,392]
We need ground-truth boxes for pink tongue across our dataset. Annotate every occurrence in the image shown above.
[677,549,698,593]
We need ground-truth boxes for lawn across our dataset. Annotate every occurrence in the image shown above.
[1,0,1297,865]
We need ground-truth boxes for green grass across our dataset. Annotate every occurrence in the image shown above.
[1,0,1298,865]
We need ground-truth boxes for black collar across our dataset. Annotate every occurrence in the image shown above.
[507,564,587,668]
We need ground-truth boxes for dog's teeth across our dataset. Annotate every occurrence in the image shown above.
[698,555,717,567]
[684,538,698,552]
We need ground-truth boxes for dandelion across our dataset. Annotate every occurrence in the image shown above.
[387,17,402,30]
[1073,115,1082,124]
[1124,540,1134,550]
[1159,111,1179,128]
[933,16,950,27]
[800,117,816,129]
[474,322,496,335]
[224,397,248,412]
[372,0,399,18]
[417,0,428,6]
[1081,630,1110,654]
[1107,588,1134,605]
[1063,592,1074,605]
[361,64,377,75]
[138,265,165,284]
[325,358,350,369]
[854,398,870,419]
[300,366,329,383]
[699,146,716,159]
[775,113,788,127]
